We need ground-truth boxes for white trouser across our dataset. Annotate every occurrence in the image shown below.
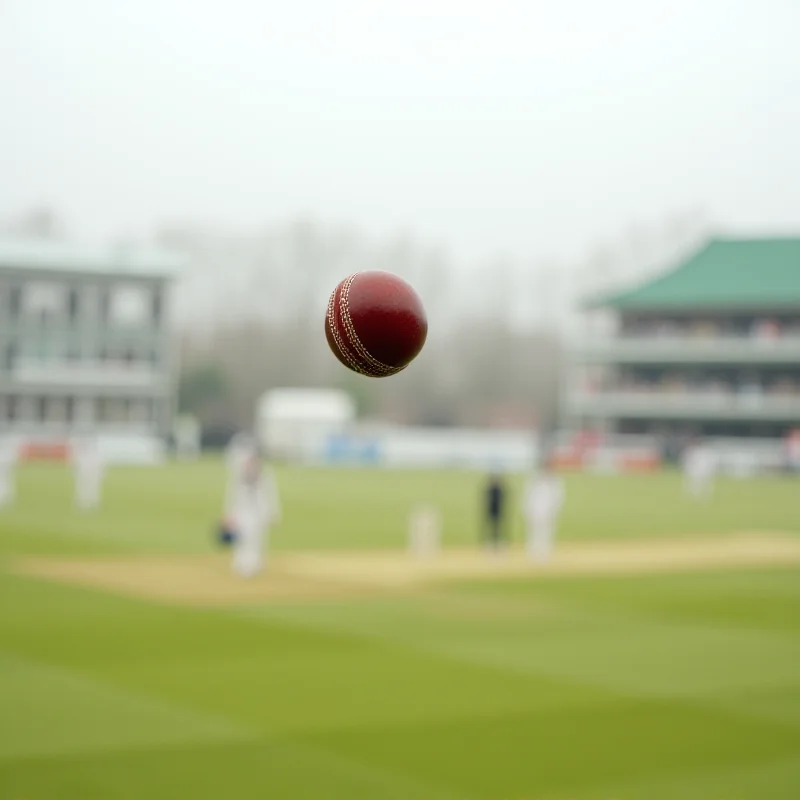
[527,517,555,561]
[686,472,712,498]
[232,519,266,578]
[76,474,102,509]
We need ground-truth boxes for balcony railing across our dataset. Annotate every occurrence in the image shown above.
[569,388,800,420]
[577,334,800,364]
[2,420,157,435]
[9,359,165,389]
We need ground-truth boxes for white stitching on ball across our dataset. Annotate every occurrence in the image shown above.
[339,273,398,377]
[327,282,379,376]
[327,286,366,374]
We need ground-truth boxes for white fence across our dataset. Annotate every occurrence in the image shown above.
[706,437,790,476]
[8,432,166,465]
[551,430,793,476]
[261,414,793,476]
[289,424,539,471]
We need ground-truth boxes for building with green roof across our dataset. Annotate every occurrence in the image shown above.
[0,239,185,459]
[569,237,800,444]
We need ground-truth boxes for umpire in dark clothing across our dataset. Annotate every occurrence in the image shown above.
[483,472,508,550]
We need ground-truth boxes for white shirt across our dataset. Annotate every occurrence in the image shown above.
[684,446,715,478]
[73,441,104,477]
[225,434,257,475]
[525,475,565,521]
[0,442,16,470]
[225,468,280,531]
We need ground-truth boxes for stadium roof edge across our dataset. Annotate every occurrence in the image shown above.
[0,238,186,278]
[582,235,800,312]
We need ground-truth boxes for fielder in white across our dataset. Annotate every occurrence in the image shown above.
[408,505,441,558]
[225,432,257,478]
[523,465,565,562]
[223,432,253,522]
[0,437,18,509]
[72,437,105,510]
[683,441,716,498]
[224,448,281,578]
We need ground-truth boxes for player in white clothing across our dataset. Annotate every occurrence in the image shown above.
[0,437,18,509]
[523,464,565,562]
[683,440,716,498]
[225,432,257,476]
[224,448,281,578]
[72,436,105,510]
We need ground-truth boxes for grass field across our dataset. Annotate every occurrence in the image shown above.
[1,460,799,798]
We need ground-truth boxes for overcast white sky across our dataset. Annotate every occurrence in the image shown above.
[1,0,799,265]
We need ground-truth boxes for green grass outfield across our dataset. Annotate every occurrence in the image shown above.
[1,460,799,798]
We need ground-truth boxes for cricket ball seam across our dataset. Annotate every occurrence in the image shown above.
[338,274,400,377]
[326,284,370,376]
[326,279,387,377]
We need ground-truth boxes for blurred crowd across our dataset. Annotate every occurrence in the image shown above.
[619,373,800,396]
[612,373,800,400]
[621,317,800,340]
[580,371,800,402]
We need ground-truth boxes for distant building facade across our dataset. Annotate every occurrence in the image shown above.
[0,240,183,452]
[256,388,357,461]
[569,237,800,442]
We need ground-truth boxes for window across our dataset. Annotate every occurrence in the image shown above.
[25,282,64,315]
[44,397,67,423]
[108,398,126,422]
[152,290,162,324]
[73,397,94,425]
[68,287,80,321]
[9,286,21,318]
[66,397,75,423]
[35,396,46,422]
[99,289,110,323]
[111,285,148,324]
[5,396,16,421]
[4,344,15,370]
[97,397,126,423]
[129,399,150,424]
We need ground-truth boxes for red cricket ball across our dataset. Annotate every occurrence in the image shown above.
[325,270,428,377]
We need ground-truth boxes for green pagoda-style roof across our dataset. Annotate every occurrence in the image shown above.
[588,237,800,311]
